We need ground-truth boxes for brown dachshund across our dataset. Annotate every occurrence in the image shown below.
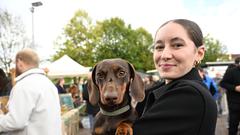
[88,58,145,135]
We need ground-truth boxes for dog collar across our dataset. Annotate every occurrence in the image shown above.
[100,105,130,116]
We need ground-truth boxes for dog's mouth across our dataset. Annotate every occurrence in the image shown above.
[106,101,117,107]
[101,92,120,106]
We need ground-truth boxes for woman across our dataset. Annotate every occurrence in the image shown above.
[0,68,12,96]
[55,78,67,94]
[133,19,217,135]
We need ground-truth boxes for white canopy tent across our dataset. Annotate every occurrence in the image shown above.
[46,55,90,78]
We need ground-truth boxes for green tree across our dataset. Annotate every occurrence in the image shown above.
[93,18,154,71]
[54,11,154,71]
[202,34,228,64]
[0,10,29,72]
[53,10,95,66]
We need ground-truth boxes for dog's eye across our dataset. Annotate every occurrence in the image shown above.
[118,71,126,77]
[97,73,104,79]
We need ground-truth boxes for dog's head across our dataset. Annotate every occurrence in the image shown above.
[88,58,145,106]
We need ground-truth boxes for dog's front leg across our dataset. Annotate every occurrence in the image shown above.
[115,122,133,135]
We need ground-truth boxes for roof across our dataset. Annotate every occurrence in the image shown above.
[46,55,90,78]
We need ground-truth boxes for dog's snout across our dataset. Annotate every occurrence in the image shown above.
[108,78,113,82]
[104,90,118,104]
[105,96,118,102]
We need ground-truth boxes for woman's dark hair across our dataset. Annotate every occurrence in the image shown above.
[0,68,7,86]
[0,68,6,78]
[0,68,12,96]
[157,19,203,48]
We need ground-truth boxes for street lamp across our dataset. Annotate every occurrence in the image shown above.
[30,1,43,49]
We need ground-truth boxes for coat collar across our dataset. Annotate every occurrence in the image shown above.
[15,68,45,82]
[142,68,203,114]
[152,68,203,100]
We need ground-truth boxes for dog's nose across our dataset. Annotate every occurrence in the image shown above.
[104,91,118,104]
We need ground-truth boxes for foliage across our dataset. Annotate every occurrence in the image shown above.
[0,9,29,72]
[93,18,154,71]
[202,34,229,64]
[53,10,95,67]
[54,9,230,71]
[54,10,154,71]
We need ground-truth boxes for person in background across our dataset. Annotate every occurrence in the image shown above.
[226,57,240,73]
[133,19,217,135]
[56,78,67,94]
[0,68,12,96]
[77,78,86,103]
[213,72,224,116]
[220,56,240,135]
[198,67,219,100]
[0,48,62,135]
[68,84,81,108]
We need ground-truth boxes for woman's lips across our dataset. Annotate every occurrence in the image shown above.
[160,64,175,70]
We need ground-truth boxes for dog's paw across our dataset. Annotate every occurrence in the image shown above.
[115,122,133,135]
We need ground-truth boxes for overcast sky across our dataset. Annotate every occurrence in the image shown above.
[1,0,240,61]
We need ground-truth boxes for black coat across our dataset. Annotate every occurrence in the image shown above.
[56,84,66,94]
[220,66,240,108]
[133,68,217,135]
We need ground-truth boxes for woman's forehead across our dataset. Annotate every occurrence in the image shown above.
[155,23,190,42]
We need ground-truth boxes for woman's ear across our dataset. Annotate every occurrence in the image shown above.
[196,45,205,61]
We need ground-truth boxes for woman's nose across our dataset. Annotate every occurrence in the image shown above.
[161,47,172,60]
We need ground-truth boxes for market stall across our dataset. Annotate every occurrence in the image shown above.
[61,103,86,135]
[46,55,90,78]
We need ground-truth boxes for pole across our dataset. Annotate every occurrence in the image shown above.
[30,7,35,49]
[30,1,43,49]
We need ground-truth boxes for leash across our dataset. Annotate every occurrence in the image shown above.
[100,105,130,116]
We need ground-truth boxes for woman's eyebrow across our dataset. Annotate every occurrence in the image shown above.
[170,37,184,42]
[155,37,184,44]
[155,39,163,44]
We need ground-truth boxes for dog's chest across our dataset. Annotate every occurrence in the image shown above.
[94,111,136,135]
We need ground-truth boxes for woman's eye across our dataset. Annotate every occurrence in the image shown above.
[154,44,164,51]
[172,43,183,48]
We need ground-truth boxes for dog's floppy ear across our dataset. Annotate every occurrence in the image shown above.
[88,64,99,106]
[128,62,145,102]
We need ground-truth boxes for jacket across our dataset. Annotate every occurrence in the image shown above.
[0,68,62,135]
[220,66,240,107]
[133,68,217,135]
[202,75,219,100]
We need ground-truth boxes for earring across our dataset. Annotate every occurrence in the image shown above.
[194,60,201,67]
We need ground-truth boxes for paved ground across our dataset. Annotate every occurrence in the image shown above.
[78,128,91,135]
[78,114,229,135]
[215,115,228,135]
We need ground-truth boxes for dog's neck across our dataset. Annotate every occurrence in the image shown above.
[99,91,132,116]
[100,105,130,116]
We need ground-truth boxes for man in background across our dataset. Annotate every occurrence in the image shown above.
[0,48,62,135]
[220,57,240,135]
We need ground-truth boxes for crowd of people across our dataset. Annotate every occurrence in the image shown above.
[0,18,239,135]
